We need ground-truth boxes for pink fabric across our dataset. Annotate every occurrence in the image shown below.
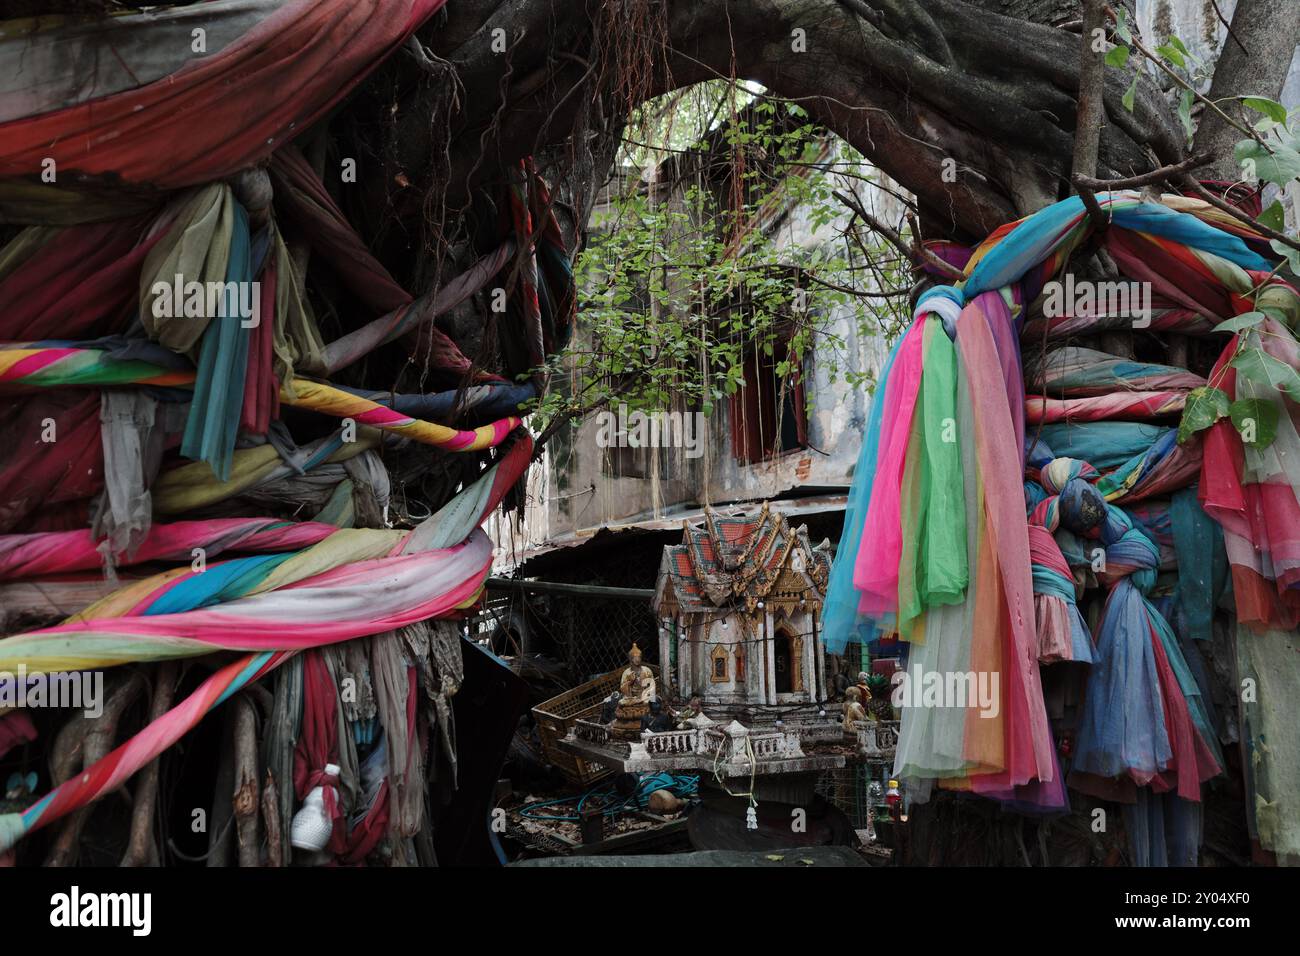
[959,292,1054,788]
[0,518,337,580]
[0,712,37,759]
[853,318,925,614]
[5,535,491,656]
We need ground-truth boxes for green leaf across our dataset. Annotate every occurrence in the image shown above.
[1229,398,1279,449]
[1156,43,1185,69]
[1270,239,1300,276]
[1115,8,1132,44]
[1122,75,1137,113]
[1177,89,1194,142]
[1235,139,1300,187]
[1105,45,1131,68]
[1232,347,1300,402]
[1177,386,1231,444]
[1213,311,1266,334]
[1243,97,1289,124]
[1259,200,1287,233]
[1169,36,1194,63]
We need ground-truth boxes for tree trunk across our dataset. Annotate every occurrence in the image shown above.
[370,0,1185,260]
[1193,0,1300,180]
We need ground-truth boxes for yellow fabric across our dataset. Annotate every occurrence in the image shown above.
[139,184,234,353]
[151,432,379,514]
[68,567,191,622]
[272,228,327,384]
[250,527,405,595]
[0,224,57,282]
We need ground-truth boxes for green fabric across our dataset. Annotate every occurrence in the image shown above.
[270,228,326,383]
[314,477,356,527]
[179,199,251,480]
[1170,485,1227,641]
[897,318,968,639]
[0,224,57,281]
[1237,626,1300,862]
[0,180,157,225]
[139,184,234,353]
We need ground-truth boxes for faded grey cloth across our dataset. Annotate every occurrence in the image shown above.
[91,389,186,573]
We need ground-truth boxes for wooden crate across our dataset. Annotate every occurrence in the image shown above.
[532,665,658,787]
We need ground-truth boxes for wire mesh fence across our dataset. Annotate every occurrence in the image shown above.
[469,582,661,688]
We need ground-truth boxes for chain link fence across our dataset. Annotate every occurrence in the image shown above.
[470,581,660,689]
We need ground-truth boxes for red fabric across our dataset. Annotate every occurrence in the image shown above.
[1107,228,1237,320]
[0,214,162,340]
[0,0,446,190]
[241,255,279,434]
[293,650,345,847]
[292,652,425,864]
[270,148,409,314]
[0,712,37,759]
[0,393,102,533]
[1200,344,1300,630]
[1146,621,1221,799]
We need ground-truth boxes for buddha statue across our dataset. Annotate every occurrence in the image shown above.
[611,643,657,740]
[842,686,867,733]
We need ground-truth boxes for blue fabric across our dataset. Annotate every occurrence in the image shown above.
[1109,200,1274,271]
[1073,578,1172,779]
[963,195,1274,297]
[1170,485,1228,641]
[821,335,904,653]
[964,198,1085,293]
[144,552,294,615]
[1039,422,1170,470]
[180,200,254,481]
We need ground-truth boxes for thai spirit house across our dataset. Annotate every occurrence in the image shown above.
[653,505,832,718]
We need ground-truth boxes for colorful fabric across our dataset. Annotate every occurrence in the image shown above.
[0,434,530,851]
[827,189,1290,816]
[0,346,521,454]
[1026,390,1189,425]
[1028,346,1205,397]
[0,1,448,214]
[1200,316,1300,631]
[0,517,337,580]
[1025,443,1220,800]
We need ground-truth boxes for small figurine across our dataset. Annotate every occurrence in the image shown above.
[611,643,657,740]
[854,671,874,708]
[599,691,621,725]
[646,698,675,732]
[842,685,868,733]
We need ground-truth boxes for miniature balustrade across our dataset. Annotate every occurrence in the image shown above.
[856,719,900,756]
[573,719,611,745]
[643,728,699,755]
[570,719,835,764]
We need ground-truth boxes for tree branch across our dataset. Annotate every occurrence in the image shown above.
[833,189,964,282]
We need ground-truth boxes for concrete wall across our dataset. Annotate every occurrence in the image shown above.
[526,162,900,548]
